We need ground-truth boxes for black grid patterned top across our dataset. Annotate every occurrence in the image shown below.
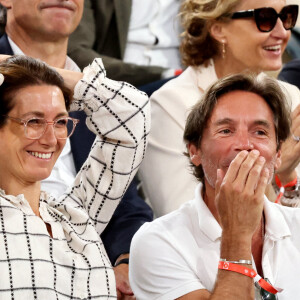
[0,59,150,299]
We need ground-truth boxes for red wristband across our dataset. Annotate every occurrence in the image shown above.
[218,261,282,294]
[275,174,297,204]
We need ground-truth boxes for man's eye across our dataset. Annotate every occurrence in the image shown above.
[256,130,267,136]
[220,129,231,134]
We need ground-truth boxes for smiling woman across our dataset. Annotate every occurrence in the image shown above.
[0,55,150,299]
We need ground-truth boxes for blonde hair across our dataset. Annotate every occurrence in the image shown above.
[180,0,240,66]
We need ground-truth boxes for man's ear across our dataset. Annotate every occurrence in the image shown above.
[188,143,202,166]
[274,149,282,170]
[0,0,12,9]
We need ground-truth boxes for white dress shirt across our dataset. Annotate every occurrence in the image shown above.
[124,0,182,69]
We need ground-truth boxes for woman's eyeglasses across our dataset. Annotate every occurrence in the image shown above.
[4,115,79,140]
[229,5,298,32]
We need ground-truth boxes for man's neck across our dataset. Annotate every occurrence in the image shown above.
[6,26,68,69]
[203,182,220,222]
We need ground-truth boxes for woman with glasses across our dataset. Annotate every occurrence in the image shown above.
[139,0,300,216]
[0,55,149,299]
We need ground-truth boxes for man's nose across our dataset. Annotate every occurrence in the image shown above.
[234,131,254,151]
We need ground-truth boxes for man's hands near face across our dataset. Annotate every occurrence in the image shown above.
[215,150,269,239]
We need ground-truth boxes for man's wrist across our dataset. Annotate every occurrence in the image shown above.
[114,253,129,267]
[114,258,129,267]
[220,232,252,261]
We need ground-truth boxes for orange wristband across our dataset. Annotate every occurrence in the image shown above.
[218,261,282,294]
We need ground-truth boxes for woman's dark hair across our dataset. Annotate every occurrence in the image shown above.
[0,55,73,127]
[183,73,291,183]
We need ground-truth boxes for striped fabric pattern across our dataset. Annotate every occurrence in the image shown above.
[0,59,150,300]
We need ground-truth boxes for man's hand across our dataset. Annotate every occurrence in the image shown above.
[114,255,135,300]
[215,150,268,242]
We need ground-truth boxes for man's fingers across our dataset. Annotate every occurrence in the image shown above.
[225,150,260,187]
[255,167,269,198]
[233,150,261,186]
[224,150,248,182]
[244,156,266,192]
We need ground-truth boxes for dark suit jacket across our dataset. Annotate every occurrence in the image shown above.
[0,34,153,263]
[285,27,300,60]
[68,0,166,86]
[278,58,300,89]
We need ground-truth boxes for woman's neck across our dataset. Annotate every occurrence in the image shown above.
[1,179,41,216]
[213,55,261,79]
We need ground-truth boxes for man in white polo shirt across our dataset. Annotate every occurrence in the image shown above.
[130,73,300,299]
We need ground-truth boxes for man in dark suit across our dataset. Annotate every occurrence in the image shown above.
[0,1,153,298]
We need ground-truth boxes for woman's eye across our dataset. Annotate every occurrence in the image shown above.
[27,118,44,126]
[56,119,68,126]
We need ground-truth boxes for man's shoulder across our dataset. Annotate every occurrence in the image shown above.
[265,200,300,238]
[134,200,197,242]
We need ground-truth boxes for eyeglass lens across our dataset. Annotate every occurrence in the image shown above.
[25,118,76,139]
[256,5,298,32]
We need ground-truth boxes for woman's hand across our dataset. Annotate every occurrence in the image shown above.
[276,104,300,184]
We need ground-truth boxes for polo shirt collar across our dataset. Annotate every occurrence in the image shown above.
[194,183,222,242]
[263,196,291,240]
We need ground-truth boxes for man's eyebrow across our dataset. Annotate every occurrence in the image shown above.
[213,118,272,128]
[214,118,234,126]
[252,120,271,129]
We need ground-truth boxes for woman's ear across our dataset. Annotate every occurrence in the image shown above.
[188,143,202,166]
[209,21,227,44]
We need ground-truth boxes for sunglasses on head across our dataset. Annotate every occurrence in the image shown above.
[229,5,299,32]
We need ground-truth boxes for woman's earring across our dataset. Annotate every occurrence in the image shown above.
[222,41,226,59]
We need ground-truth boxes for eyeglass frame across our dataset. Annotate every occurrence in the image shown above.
[227,5,299,33]
[3,115,80,140]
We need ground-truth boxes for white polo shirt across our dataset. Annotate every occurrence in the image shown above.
[129,183,300,299]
